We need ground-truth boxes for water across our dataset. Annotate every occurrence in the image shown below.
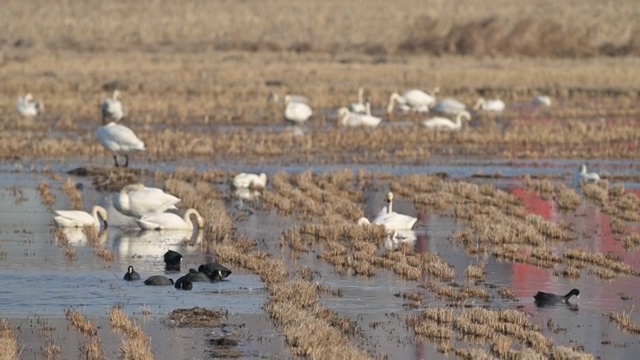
[1,161,640,359]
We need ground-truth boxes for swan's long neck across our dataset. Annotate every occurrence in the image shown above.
[358,87,364,104]
[184,209,204,229]
[387,93,403,113]
[474,98,485,110]
[365,102,371,116]
[92,206,107,226]
[387,196,393,214]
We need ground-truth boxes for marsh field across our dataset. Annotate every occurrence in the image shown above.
[1,0,640,359]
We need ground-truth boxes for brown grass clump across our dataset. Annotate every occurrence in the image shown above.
[83,227,114,262]
[608,311,640,334]
[623,233,640,250]
[498,288,517,301]
[169,307,224,328]
[37,182,56,207]
[42,340,61,360]
[61,178,84,210]
[554,183,581,210]
[79,337,106,360]
[108,306,153,360]
[466,264,485,280]
[55,229,77,262]
[65,308,97,336]
[563,248,638,276]
[0,320,19,360]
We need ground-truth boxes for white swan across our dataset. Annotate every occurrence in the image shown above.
[101,90,126,122]
[337,107,382,128]
[135,208,205,231]
[16,93,44,117]
[431,98,467,116]
[284,96,313,124]
[533,96,552,107]
[578,164,600,183]
[232,173,267,189]
[387,88,438,114]
[358,192,417,230]
[422,110,471,131]
[96,122,145,167]
[113,184,181,218]
[349,87,367,114]
[53,205,108,228]
[473,97,505,113]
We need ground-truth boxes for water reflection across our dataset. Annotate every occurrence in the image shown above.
[233,188,262,201]
[385,230,417,250]
[112,228,203,258]
[59,227,108,246]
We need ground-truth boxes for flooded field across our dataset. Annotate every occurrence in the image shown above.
[3,1,640,359]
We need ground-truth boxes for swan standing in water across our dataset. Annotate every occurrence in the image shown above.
[358,192,417,230]
[387,88,438,114]
[136,208,205,231]
[337,107,382,128]
[232,173,267,189]
[431,98,467,116]
[113,184,181,218]
[349,87,367,114]
[577,164,600,183]
[422,110,471,131]
[16,93,44,117]
[284,95,313,124]
[101,90,126,122]
[96,121,145,167]
[53,205,108,228]
[473,97,505,113]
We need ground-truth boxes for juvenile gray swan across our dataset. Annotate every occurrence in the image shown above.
[533,289,580,304]
[143,275,174,286]
[123,266,140,281]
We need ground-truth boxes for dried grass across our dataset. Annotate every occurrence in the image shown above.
[0,320,19,360]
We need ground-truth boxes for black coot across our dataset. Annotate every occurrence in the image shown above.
[198,263,232,281]
[533,289,580,304]
[123,266,140,281]
[174,275,193,290]
[186,268,211,282]
[164,250,183,271]
[144,275,174,286]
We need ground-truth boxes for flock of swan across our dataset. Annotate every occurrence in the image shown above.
[274,87,552,132]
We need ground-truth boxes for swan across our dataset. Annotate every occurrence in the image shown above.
[135,208,205,231]
[578,164,600,183]
[349,87,367,114]
[53,205,108,228]
[96,121,145,167]
[16,93,44,117]
[112,184,181,218]
[337,107,382,128]
[358,192,417,230]
[387,88,438,114]
[232,173,267,189]
[101,90,126,122]
[473,97,505,113]
[533,96,552,107]
[284,95,313,124]
[422,110,471,131]
[431,98,467,115]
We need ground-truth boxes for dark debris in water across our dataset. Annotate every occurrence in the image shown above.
[67,166,147,192]
[169,306,225,328]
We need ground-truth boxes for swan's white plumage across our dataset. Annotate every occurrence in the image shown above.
[113,184,181,218]
[96,122,145,167]
[337,107,382,128]
[387,89,438,114]
[101,90,125,122]
[474,97,505,113]
[578,164,600,183]
[422,110,471,131]
[431,98,467,115]
[16,93,43,117]
[349,87,367,114]
[533,96,552,107]
[284,96,313,124]
[135,208,205,231]
[53,205,108,228]
[232,173,267,189]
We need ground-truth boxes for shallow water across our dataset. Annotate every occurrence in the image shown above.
[1,161,640,358]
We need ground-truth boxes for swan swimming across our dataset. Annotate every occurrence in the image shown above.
[387,88,438,114]
[96,121,145,167]
[101,90,126,122]
[349,87,367,114]
[337,107,382,128]
[284,95,313,124]
[578,164,600,183]
[16,93,44,117]
[113,184,181,218]
[473,97,505,113]
[232,173,268,189]
[135,208,205,231]
[53,205,108,228]
[358,192,417,230]
[431,98,467,116]
[422,110,471,131]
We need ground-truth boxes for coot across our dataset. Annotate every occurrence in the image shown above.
[198,263,232,281]
[533,289,580,304]
[164,250,183,271]
[123,266,140,281]
[143,275,174,286]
